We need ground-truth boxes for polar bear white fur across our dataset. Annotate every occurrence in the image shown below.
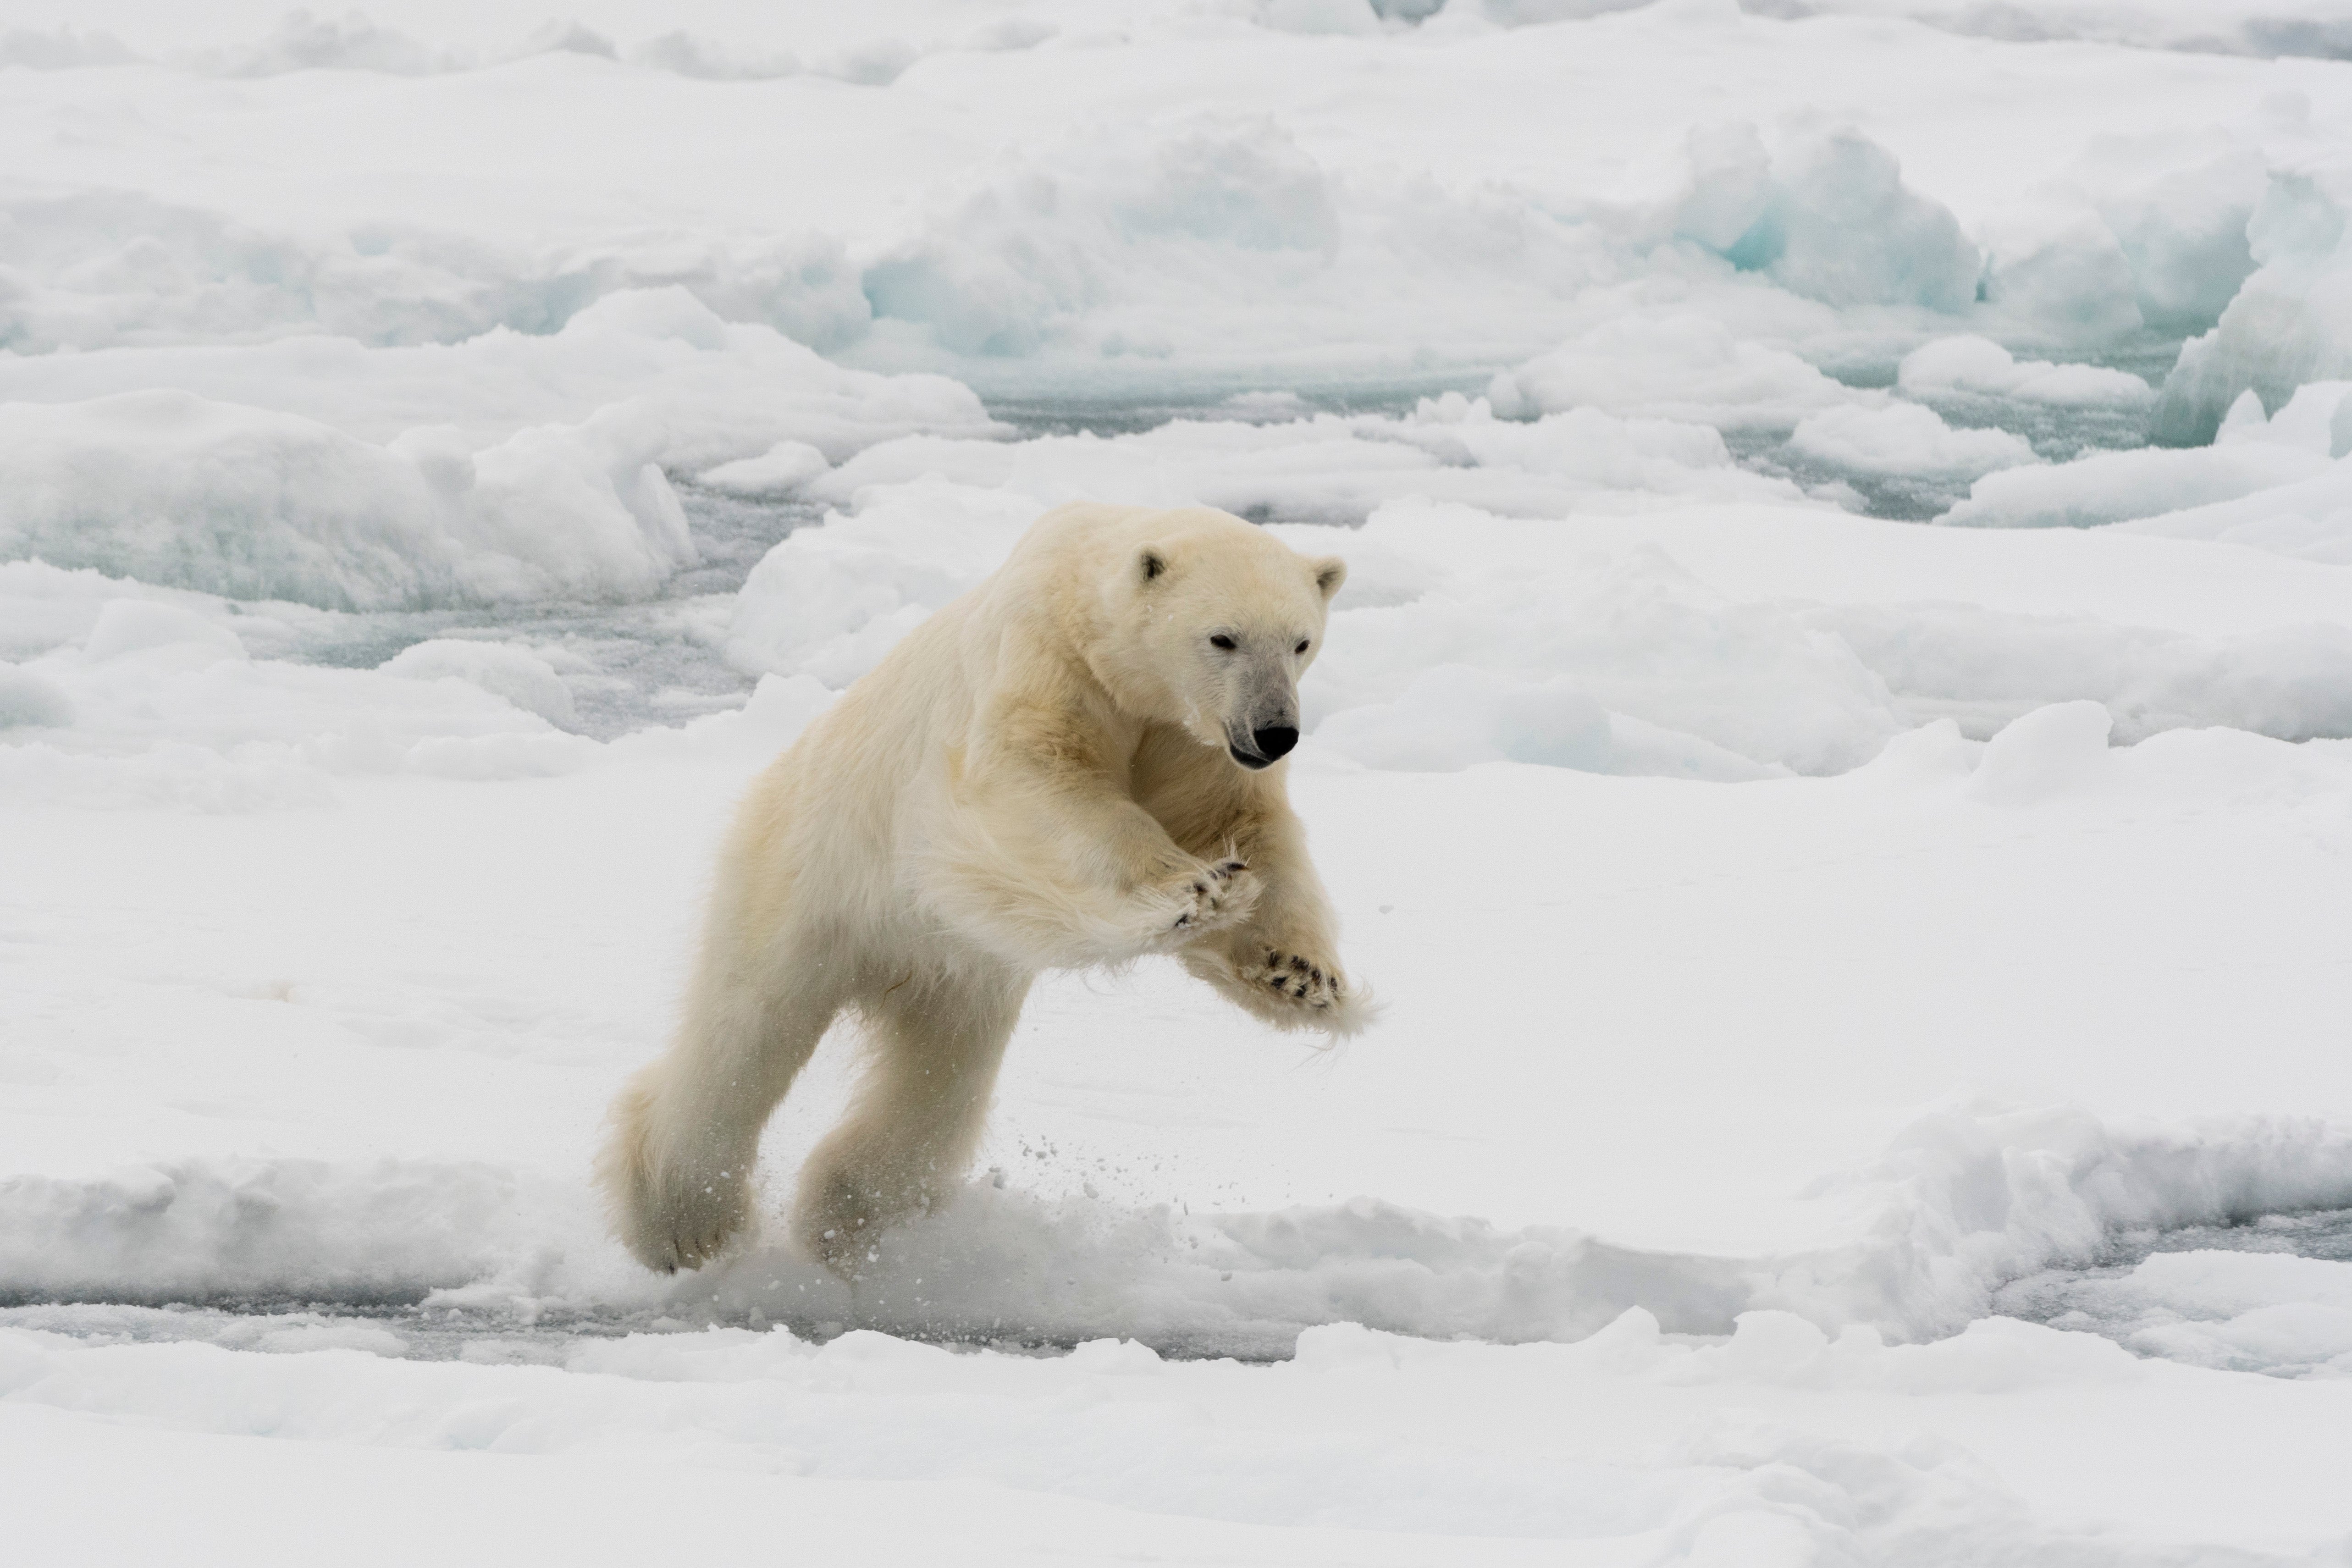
[597,502,1369,1274]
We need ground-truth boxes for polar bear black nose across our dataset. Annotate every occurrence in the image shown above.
[1252,725,1299,761]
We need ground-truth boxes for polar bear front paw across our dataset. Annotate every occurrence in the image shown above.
[1239,947,1347,1015]
[1156,859,1259,941]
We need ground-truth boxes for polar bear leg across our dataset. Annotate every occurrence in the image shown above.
[793,964,1029,1274]
[598,950,844,1273]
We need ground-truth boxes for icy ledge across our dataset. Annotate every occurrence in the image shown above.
[4,1104,2348,1364]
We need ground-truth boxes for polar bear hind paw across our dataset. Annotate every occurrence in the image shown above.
[596,1084,755,1275]
[616,1166,751,1274]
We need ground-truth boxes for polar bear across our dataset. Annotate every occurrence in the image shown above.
[598,502,1369,1274]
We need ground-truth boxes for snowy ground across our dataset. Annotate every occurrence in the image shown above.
[7,2,2352,1562]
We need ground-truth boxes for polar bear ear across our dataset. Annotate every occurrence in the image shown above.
[1311,556,1347,600]
[1139,547,1168,585]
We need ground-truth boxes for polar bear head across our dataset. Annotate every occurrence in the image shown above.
[1084,506,1346,771]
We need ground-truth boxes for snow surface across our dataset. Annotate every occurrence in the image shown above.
[7,2,2352,1563]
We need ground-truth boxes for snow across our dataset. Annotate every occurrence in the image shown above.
[8,1,2352,1562]
[17,1310,2350,1567]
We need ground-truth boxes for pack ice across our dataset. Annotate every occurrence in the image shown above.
[4,2,2352,1563]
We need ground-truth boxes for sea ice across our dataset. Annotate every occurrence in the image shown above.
[1899,336,2156,408]
[1786,401,2038,480]
[6,4,2352,1561]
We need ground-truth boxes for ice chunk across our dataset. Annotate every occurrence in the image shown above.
[380,641,579,727]
[81,600,247,664]
[1713,128,1980,313]
[1898,336,2155,408]
[2128,1250,2352,1320]
[0,390,703,611]
[0,569,620,802]
[1966,700,2114,806]
[2214,379,2352,454]
[1786,401,2037,480]
[2218,387,2269,438]
[2093,150,2268,336]
[1489,314,1853,431]
[457,432,697,600]
[0,392,464,609]
[726,481,1042,686]
[0,1159,547,1304]
[1938,442,2326,530]
[2002,1250,2352,1377]
[693,441,831,498]
[1665,123,1977,313]
[1819,601,2352,744]
[1976,204,2146,338]
[1978,383,2352,561]
[2132,1297,2352,1376]
[2152,173,2352,444]
[2114,463,2352,566]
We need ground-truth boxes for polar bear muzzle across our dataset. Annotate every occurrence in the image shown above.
[1224,668,1301,769]
[1214,629,1307,769]
[1229,723,1299,770]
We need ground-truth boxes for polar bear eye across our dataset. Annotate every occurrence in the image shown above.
[1295,640,1310,654]
[1209,635,1237,651]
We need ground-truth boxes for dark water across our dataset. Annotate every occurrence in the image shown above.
[984,372,1488,440]
[1991,1207,2352,1372]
